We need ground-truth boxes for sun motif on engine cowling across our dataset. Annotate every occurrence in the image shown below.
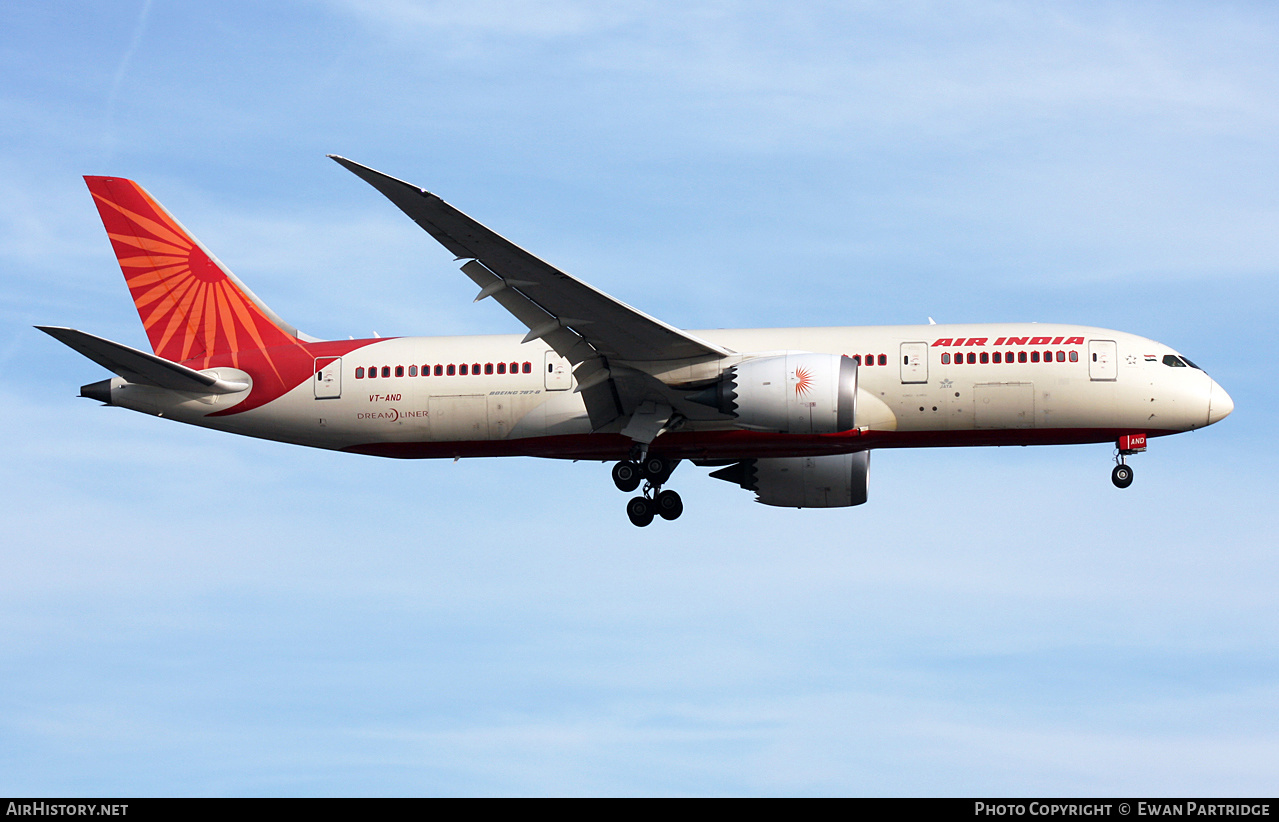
[794,366,813,397]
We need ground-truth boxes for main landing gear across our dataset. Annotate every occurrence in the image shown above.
[1111,434,1145,489]
[613,454,683,526]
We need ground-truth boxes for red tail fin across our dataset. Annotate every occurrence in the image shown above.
[85,176,303,368]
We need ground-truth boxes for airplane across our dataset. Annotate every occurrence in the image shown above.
[39,157,1234,526]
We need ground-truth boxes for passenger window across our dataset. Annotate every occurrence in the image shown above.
[1031,352,1040,363]
[368,366,378,378]
[941,353,950,364]
[967,353,976,364]
[1056,351,1065,362]
[523,362,532,373]
[1069,351,1079,362]
[510,362,519,373]
[1018,352,1027,363]
[980,352,989,364]
[485,363,494,375]
[435,365,443,376]
[395,365,405,377]
[460,364,468,375]
[878,354,887,366]
[355,367,365,379]
[497,362,506,374]
[381,366,390,378]
[447,364,456,376]
[409,365,418,376]
[993,352,1001,364]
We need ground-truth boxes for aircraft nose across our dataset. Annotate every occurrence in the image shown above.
[1208,379,1234,425]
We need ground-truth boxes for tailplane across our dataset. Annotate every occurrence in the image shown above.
[84,176,312,368]
[36,326,249,395]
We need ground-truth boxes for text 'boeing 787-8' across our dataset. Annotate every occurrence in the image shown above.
[40,157,1233,526]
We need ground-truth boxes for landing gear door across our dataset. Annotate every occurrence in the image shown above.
[900,342,928,384]
[545,350,571,391]
[1088,340,1117,381]
[314,357,342,399]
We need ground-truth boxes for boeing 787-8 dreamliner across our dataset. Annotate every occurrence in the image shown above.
[40,157,1234,526]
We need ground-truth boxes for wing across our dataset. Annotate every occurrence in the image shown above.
[330,156,733,436]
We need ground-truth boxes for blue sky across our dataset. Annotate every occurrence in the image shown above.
[2,0,1277,796]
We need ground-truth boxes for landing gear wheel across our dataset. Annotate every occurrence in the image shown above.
[612,461,642,492]
[643,455,671,484]
[626,496,655,527]
[1112,464,1134,489]
[655,489,684,521]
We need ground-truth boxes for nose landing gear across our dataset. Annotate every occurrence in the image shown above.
[615,454,683,526]
[1111,433,1146,489]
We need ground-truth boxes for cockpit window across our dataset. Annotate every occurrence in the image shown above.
[1162,355,1187,367]
[1180,356,1201,369]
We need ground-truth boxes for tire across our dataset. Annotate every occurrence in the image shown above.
[626,496,655,527]
[656,489,683,521]
[642,455,671,484]
[612,461,642,492]
[1112,464,1134,489]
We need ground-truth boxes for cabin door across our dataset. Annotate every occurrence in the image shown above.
[314,357,342,399]
[545,351,571,390]
[1088,340,1117,381]
[900,342,928,384]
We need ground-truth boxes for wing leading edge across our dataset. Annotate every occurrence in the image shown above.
[329,156,732,435]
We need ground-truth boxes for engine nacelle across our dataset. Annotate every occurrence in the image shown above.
[710,452,871,508]
[691,352,857,434]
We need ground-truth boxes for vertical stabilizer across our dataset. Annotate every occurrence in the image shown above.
[84,176,307,369]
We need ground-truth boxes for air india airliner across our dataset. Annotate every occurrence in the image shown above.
[40,157,1234,526]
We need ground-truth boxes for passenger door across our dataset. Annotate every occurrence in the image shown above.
[545,351,571,390]
[900,342,928,384]
[314,357,342,399]
[1088,340,1117,381]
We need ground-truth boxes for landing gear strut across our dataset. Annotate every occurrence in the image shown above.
[614,456,682,526]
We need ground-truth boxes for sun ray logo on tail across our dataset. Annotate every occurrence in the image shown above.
[85,176,306,384]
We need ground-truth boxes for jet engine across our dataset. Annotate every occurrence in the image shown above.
[689,352,857,434]
[709,451,870,508]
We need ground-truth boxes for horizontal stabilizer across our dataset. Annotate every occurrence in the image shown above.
[36,326,248,394]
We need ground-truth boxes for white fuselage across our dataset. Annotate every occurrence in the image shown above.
[100,322,1231,463]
